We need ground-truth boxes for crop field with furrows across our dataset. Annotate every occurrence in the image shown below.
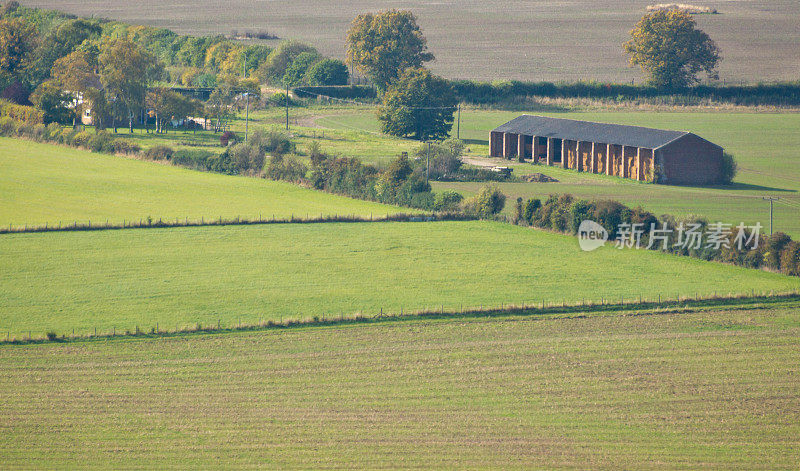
[316,109,800,236]
[1,220,797,339]
[1,304,799,468]
[22,0,800,83]
[0,137,409,227]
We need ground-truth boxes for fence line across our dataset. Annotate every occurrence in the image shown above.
[1,212,473,235]
[4,290,798,345]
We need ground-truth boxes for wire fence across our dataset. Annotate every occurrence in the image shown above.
[0,212,474,235]
[4,290,798,345]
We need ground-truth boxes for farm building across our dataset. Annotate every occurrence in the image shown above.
[490,115,725,184]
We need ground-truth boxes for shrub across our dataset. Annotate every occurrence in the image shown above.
[172,149,214,169]
[409,191,435,210]
[462,185,506,218]
[30,123,47,142]
[719,152,737,184]
[764,232,791,270]
[112,139,141,155]
[88,131,115,153]
[45,122,61,140]
[266,154,307,182]
[0,116,14,136]
[779,240,800,276]
[304,58,349,86]
[220,130,236,146]
[523,198,541,225]
[71,131,92,148]
[46,331,58,341]
[434,189,464,211]
[144,145,174,161]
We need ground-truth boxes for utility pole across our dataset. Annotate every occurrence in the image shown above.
[456,104,461,140]
[285,82,289,131]
[426,141,431,183]
[763,196,779,235]
[244,92,250,144]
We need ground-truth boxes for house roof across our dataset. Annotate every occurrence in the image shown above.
[492,115,710,150]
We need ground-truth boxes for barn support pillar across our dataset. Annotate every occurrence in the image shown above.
[590,142,596,173]
[606,143,612,175]
[561,139,567,168]
[546,138,554,166]
[575,141,584,171]
[518,133,525,160]
[503,132,518,159]
[636,147,642,181]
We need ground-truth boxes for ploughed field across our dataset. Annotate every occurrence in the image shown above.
[1,220,797,338]
[0,137,407,228]
[318,110,800,237]
[22,0,800,83]
[1,303,799,468]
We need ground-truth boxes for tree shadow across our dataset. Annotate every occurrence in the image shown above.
[699,182,797,193]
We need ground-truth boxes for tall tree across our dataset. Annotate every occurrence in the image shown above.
[99,39,163,133]
[51,49,99,127]
[29,19,101,84]
[623,10,720,89]
[377,67,456,141]
[346,10,433,92]
[0,17,37,77]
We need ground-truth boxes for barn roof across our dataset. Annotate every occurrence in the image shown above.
[492,115,705,150]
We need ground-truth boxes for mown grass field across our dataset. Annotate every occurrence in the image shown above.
[1,220,797,339]
[24,0,800,83]
[0,137,408,227]
[2,303,799,468]
[316,109,800,236]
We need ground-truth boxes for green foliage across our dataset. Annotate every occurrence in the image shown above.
[257,40,317,83]
[144,145,174,161]
[462,184,506,218]
[282,51,320,86]
[434,189,463,211]
[764,232,791,271]
[779,241,800,276]
[0,16,36,75]
[623,10,720,88]
[720,152,737,184]
[378,67,457,141]
[304,58,348,86]
[414,138,464,180]
[0,97,41,122]
[345,10,434,92]
[28,80,69,124]
[266,154,307,182]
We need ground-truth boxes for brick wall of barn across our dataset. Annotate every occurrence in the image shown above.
[657,134,724,185]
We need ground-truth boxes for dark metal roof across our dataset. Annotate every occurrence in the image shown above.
[492,115,705,150]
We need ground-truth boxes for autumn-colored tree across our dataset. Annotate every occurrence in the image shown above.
[51,49,99,126]
[346,10,433,92]
[0,17,37,76]
[623,10,720,89]
[257,40,317,83]
[99,39,163,132]
[377,67,456,141]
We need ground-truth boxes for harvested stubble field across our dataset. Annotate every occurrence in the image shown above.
[0,137,407,227]
[1,220,797,339]
[23,0,800,83]
[1,303,799,468]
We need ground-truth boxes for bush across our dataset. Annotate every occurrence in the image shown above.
[46,331,58,342]
[434,189,464,211]
[144,145,174,161]
[88,131,115,153]
[764,232,791,270]
[71,131,92,148]
[304,58,349,86]
[220,130,236,146]
[254,128,293,156]
[462,185,506,218]
[172,149,214,169]
[266,154,307,182]
[112,139,141,155]
[720,152,737,184]
[779,240,800,276]
[0,116,14,136]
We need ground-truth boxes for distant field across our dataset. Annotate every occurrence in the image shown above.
[1,220,797,338]
[317,109,800,236]
[0,138,407,227]
[2,304,799,468]
[23,0,800,83]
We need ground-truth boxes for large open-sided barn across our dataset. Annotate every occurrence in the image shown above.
[490,115,725,184]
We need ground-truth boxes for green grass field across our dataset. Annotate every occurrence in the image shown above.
[0,137,408,227]
[1,220,796,338]
[316,109,800,236]
[2,303,798,468]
